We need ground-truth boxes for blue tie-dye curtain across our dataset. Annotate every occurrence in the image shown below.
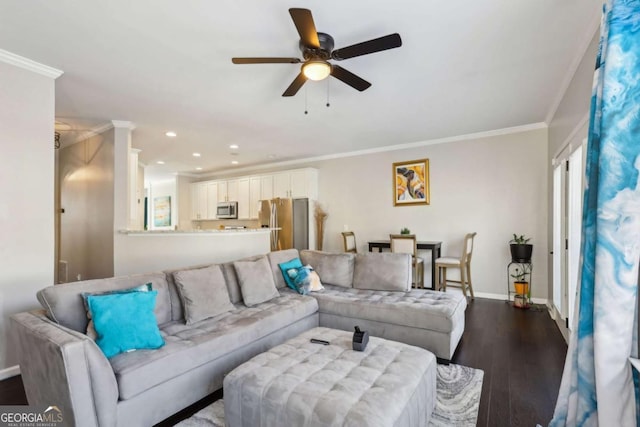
[550,1,640,426]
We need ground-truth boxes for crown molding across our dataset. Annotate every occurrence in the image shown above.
[0,49,63,79]
[111,120,136,130]
[72,122,114,145]
[208,122,548,176]
[544,10,601,125]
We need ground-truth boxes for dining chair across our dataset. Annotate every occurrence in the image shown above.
[342,231,357,253]
[435,232,477,299]
[390,234,424,288]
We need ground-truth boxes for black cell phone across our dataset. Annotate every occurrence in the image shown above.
[310,338,330,345]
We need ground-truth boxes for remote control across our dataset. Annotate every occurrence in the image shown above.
[310,338,330,345]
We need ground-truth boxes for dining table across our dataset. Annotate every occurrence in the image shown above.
[368,240,442,290]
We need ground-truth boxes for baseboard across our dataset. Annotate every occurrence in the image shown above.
[472,291,548,305]
[0,365,20,381]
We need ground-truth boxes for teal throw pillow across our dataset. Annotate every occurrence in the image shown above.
[81,283,153,339]
[278,258,303,290]
[87,290,165,359]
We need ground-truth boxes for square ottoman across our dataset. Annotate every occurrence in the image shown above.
[223,327,436,427]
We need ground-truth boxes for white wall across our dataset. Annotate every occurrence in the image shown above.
[0,61,56,372]
[307,127,549,299]
[58,129,115,281]
[114,232,270,275]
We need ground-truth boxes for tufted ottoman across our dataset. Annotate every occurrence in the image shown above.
[223,327,436,427]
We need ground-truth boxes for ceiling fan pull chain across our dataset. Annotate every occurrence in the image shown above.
[304,86,309,115]
[326,78,330,108]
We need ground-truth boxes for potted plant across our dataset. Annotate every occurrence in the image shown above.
[510,265,531,308]
[400,227,411,235]
[509,234,533,262]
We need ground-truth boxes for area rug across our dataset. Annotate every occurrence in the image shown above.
[175,364,483,427]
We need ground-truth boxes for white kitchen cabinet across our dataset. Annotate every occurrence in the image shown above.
[249,177,261,219]
[190,182,208,220]
[217,181,228,202]
[234,178,250,219]
[271,169,318,199]
[273,172,290,198]
[226,179,239,203]
[260,175,273,200]
[205,182,219,219]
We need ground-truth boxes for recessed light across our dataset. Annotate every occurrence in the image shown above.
[165,131,177,137]
[229,144,239,149]
[192,152,201,157]
[195,167,203,171]
[231,160,239,165]
[157,161,165,165]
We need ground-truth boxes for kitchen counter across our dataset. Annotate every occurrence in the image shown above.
[119,228,278,236]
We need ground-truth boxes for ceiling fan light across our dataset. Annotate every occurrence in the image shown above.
[302,61,331,81]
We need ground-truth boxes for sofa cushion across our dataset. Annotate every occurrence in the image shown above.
[88,290,165,358]
[300,250,355,288]
[165,263,211,321]
[37,273,171,333]
[109,291,318,400]
[234,256,280,307]
[173,265,235,325]
[312,285,467,333]
[277,257,304,291]
[267,249,302,289]
[220,254,265,305]
[353,252,411,292]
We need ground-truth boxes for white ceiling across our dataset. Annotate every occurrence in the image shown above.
[1,0,601,179]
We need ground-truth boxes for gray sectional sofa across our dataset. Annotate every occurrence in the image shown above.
[11,248,466,427]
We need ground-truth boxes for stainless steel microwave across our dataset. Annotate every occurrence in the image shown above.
[217,201,238,219]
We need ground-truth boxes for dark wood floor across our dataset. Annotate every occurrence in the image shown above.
[0,298,567,426]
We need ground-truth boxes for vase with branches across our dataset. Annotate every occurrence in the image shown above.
[315,204,328,251]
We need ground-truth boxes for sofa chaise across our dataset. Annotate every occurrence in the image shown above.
[11,248,466,427]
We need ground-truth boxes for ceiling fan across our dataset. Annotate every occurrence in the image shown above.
[232,8,402,97]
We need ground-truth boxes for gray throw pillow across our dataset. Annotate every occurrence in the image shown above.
[173,265,235,325]
[234,256,280,307]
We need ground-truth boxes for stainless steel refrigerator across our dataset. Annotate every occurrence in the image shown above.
[259,198,309,251]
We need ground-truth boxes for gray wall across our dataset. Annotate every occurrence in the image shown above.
[308,127,549,298]
[58,129,115,281]
[0,61,55,372]
[547,31,599,301]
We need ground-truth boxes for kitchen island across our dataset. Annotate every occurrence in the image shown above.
[114,228,274,275]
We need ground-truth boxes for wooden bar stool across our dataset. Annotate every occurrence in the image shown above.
[436,232,477,299]
[390,234,424,288]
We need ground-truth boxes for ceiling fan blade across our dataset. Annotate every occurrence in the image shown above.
[232,57,301,64]
[289,8,320,48]
[282,73,308,97]
[331,64,371,92]
[331,65,371,92]
[332,33,402,60]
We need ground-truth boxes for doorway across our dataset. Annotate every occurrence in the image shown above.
[552,139,586,335]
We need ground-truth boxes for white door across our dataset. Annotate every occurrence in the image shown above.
[552,140,586,333]
[567,144,584,330]
[552,164,564,318]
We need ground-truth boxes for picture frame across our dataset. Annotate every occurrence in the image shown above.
[393,159,430,206]
[153,196,172,227]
